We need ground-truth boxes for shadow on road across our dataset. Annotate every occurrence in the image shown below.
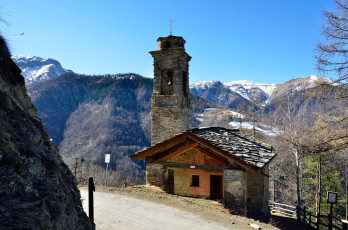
[269,214,305,230]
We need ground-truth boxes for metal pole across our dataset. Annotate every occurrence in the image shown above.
[105,163,108,187]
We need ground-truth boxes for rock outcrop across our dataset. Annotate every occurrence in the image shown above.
[0,36,93,229]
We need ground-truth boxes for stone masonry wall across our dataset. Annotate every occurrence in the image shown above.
[151,107,191,145]
[246,170,267,215]
[224,169,246,214]
[146,163,165,188]
[150,36,191,146]
[164,150,195,195]
[166,167,188,196]
[262,166,270,214]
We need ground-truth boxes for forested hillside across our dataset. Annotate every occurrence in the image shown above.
[21,57,347,218]
[28,72,221,185]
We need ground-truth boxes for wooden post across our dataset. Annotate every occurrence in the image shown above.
[88,177,95,224]
[342,220,348,230]
[316,213,320,230]
[297,206,300,222]
[328,203,333,230]
[74,158,78,178]
[273,169,276,206]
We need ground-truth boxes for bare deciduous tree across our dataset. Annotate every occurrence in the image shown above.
[317,0,348,85]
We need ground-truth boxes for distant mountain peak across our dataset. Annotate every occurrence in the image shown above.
[190,79,278,106]
[11,55,72,85]
[189,75,335,110]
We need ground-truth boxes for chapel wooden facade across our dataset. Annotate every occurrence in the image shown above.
[130,127,276,215]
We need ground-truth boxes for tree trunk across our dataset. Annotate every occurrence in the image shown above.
[346,166,348,220]
[253,117,256,137]
[294,148,301,208]
[316,153,322,217]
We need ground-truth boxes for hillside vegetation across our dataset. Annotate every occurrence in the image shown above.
[28,73,221,185]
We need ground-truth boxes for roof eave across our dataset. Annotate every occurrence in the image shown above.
[130,130,270,172]
[260,152,277,169]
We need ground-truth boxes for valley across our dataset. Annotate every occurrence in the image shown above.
[11,55,348,219]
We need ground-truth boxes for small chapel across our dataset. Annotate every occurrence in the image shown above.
[130,35,276,215]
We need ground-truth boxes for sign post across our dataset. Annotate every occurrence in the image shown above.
[105,154,110,187]
[88,177,95,224]
[327,191,338,230]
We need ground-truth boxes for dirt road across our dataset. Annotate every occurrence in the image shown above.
[80,190,239,230]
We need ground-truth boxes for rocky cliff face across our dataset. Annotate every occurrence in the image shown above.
[0,36,92,229]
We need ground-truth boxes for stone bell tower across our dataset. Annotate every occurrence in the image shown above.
[150,35,192,145]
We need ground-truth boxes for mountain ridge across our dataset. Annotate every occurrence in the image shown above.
[189,75,335,110]
[12,55,347,187]
[13,55,334,108]
[11,55,72,85]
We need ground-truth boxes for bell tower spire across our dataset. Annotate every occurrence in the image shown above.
[150,35,192,145]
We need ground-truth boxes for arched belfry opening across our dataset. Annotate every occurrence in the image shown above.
[164,41,171,49]
[150,35,192,145]
[182,71,188,97]
[160,70,173,95]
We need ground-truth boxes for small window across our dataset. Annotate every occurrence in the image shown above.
[191,175,200,187]
[164,41,171,49]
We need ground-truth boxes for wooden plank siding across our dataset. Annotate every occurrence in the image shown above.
[160,162,227,171]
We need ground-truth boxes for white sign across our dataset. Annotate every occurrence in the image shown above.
[105,154,110,163]
[327,191,338,204]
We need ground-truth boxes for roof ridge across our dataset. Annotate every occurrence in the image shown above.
[189,126,273,150]
[131,126,276,168]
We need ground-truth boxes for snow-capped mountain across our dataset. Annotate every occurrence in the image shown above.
[11,55,72,85]
[189,80,277,110]
[189,75,330,109]
[190,80,277,101]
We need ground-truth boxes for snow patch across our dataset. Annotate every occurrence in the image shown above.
[229,121,279,136]
[228,110,245,119]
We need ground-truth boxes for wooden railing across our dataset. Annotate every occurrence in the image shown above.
[269,202,348,230]
[269,201,297,218]
[296,206,347,230]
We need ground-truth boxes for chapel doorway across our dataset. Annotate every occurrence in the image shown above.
[210,175,223,199]
[167,169,174,194]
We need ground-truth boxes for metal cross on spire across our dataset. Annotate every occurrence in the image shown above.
[168,18,174,35]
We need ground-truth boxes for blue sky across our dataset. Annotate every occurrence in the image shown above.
[2,0,334,84]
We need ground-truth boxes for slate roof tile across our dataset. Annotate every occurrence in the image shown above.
[189,127,276,168]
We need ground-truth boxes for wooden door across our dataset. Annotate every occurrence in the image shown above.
[167,169,174,194]
[210,175,222,199]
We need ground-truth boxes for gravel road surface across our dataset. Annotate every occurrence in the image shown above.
[80,190,237,230]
